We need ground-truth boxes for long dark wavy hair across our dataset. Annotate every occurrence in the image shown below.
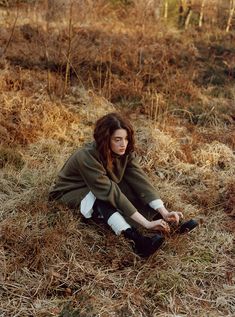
[93,112,135,169]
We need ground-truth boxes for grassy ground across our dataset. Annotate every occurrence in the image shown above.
[0,2,234,316]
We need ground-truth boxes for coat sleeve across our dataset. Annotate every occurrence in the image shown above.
[123,153,161,204]
[76,150,138,217]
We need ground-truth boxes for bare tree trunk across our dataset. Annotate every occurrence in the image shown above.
[178,0,184,27]
[184,0,192,29]
[226,0,234,32]
[199,0,206,28]
[164,0,168,19]
[185,9,192,28]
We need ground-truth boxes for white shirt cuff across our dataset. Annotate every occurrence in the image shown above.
[80,191,96,218]
[149,199,164,210]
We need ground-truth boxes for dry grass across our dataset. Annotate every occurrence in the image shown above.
[0,2,235,317]
[1,1,234,123]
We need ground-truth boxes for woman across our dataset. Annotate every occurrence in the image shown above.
[49,112,197,257]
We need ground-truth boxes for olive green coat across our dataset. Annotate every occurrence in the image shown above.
[49,142,160,217]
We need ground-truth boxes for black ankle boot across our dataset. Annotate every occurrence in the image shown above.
[123,228,164,257]
[176,219,198,234]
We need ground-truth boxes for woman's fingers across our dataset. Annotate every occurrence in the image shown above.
[167,211,184,224]
[168,214,178,220]
[157,219,170,232]
[148,219,169,232]
[167,214,179,224]
[178,212,184,219]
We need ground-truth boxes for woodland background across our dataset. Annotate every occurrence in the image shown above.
[0,1,235,316]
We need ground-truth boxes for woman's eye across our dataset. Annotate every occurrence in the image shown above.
[113,138,128,142]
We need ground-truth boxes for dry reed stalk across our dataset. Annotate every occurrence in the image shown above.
[1,5,18,57]
[63,0,73,96]
[199,0,206,28]
[226,0,235,32]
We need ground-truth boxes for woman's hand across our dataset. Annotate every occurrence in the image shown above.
[157,207,184,225]
[145,219,170,233]
[163,211,183,225]
[130,211,170,232]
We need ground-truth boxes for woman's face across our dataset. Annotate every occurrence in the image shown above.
[110,129,128,156]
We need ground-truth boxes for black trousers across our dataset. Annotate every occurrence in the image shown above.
[93,199,118,223]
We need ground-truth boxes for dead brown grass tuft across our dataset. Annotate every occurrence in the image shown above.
[223,181,235,217]
[0,146,24,169]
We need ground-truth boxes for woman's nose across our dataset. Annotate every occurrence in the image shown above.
[120,139,126,147]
